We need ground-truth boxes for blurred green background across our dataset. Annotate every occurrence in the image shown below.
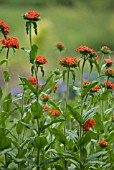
[0,0,114,90]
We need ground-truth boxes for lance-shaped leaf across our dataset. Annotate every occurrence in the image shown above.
[51,128,66,144]
[30,44,38,64]
[0,87,3,100]
[0,136,12,151]
[40,66,44,77]
[62,70,67,81]
[3,70,10,82]
[83,107,98,123]
[31,101,43,118]
[26,21,30,35]
[100,89,111,100]
[85,151,107,163]
[0,59,6,66]
[40,157,60,167]
[33,136,47,149]
[16,121,24,134]
[2,93,12,112]
[32,22,37,35]
[67,105,83,124]
[19,77,37,94]
[81,82,98,98]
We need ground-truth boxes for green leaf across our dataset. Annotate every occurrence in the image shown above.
[94,113,104,132]
[78,131,97,147]
[81,82,98,98]
[33,136,47,149]
[32,22,37,35]
[62,70,67,81]
[40,66,44,77]
[16,121,24,134]
[67,105,83,124]
[16,149,27,158]
[48,100,62,113]
[2,93,12,112]
[70,70,75,84]
[0,59,6,66]
[31,101,43,118]
[26,21,30,34]
[40,118,65,132]
[0,136,12,151]
[100,89,111,100]
[19,77,37,94]
[51,128,66,144]
[3,70,10,82]
[30,44,38,64]
[21,121,37,133]
[91,60,101,74]
[85,151,107,163]
[83,107,98,123]
[40,157,60,167]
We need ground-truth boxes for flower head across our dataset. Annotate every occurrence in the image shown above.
[56,42,64,51]
[38,83,42,89]
[83,119,96,131]
[59,56,78,68]
[76,45,98,60]
[41,94,50,102]
[54,84,58,93]
[91,85,100,92]
[104,58,113,67]
[100,46,111,54]
[23,11,40,21]
[28,77,36,85]
[0,36,19,49]
[36,56,48,65]
[103,80,114,89]
[0,20,10,36]
[104,68,114,78]
[50,110,60,116]
[83,81,92,86]
[44,105,50,111]
[98,140,109,148]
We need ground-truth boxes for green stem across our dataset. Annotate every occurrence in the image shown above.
[79,58,86,170]
[18,134,21,170]
[5,48,9,96]
[64,67,70,168]
[35,66,40,170]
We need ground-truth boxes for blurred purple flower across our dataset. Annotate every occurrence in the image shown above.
[84,72,89,80]
[10,87,22,95]
[39,79,45,85]
[59,85,67,93]
[58,78,63,85]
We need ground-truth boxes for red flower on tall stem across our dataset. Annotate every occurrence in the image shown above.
[76,45,98,60]
[83,119,96,131]
[103,80,114,89]
[28,77,36,85]
[0,20,10,36]
[23,11,40,21]
[98,140,109,148]
[36,56,48,65]
[104,68,114,78]
[56,42,64,51]
[0,36,19,49]
[100,46,111,54]
[59,56,78,68]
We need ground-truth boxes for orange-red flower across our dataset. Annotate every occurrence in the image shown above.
[103,80,114,89]
[83,119,96,131]
[83,81,92,86]
[56,42,64,51]
[50,110,60,116]
[36,56,48,65]
[104,58,113,67]
[0,20,10,36]
[76,45,98,60]
[54,84,58,93]
[59,56,78,68]
[0,36,19,49]
[98,140,109,148]
[44,105,50,111]
[38,83,42,89]
[104,68,114,78]
[41,94,50,102]
[28,77,36,85]
[91,85,100,92]
[23,11,40,21]
[101,46,111,54]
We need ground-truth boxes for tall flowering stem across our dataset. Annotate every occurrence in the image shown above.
[59,56,78,168]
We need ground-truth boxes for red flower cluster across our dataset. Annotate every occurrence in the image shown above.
[36,56,48,65]
[0,36,19,49]
[56,42,64,51]
[50,110,60,116]
[44,105,50,111]
[104,58,113,67]
[41,94,50,102]
[83,119,96,131]
[59,56,78,68]
[0,20,10,36]
[103,80,114,89]
[54,84,58,93]
[104,68,114,78]
[83,81,92,86]
[28,77,36,85]
[101,46,111,54]
[76,45,98,60]
[23,11,40,21]
[91,85,100,92]
[98,140,109,148]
